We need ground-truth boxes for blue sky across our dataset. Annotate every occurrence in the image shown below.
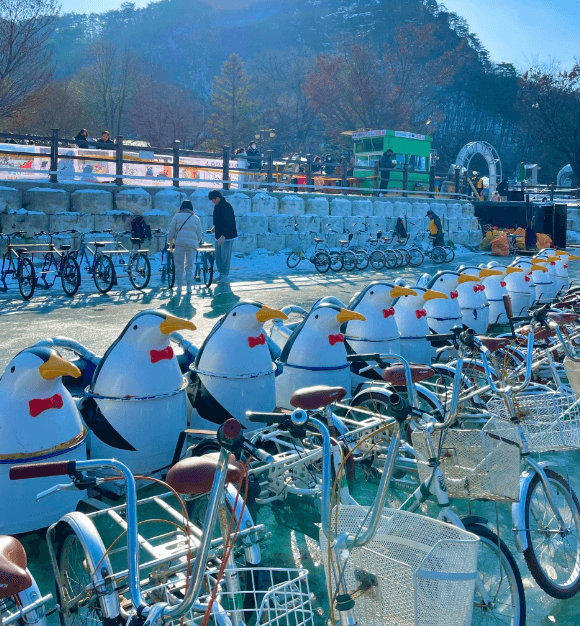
[61,0,579,69]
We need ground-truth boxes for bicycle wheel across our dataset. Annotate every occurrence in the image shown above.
[369,250,386,270]
[328,251,343,272]
[393,249,405,268]
[342,250,357,272]
[466,523,525,626]
[354,249,369,270]
[286,252,301,268]
[18,258,36,300]
[313,251,331,273]
[407,248,424,268]
[350,387,441,423]
[431,246,447,264]
[445,246,455,262]
[523,468,580,598]
[94,254,115,294]
[128,252,151,289]
[60,256,81,297]
[383,249,398,268]
[202,252,214,288]
[167,252,175,288]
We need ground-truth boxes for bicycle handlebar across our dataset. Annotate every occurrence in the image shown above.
[9,460,75,480]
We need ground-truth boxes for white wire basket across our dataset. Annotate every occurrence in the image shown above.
[189,567,315,626]
[485,391,580,453]
[320,506,478,626]
[411,428,521,502]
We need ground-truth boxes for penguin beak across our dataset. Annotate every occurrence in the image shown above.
[505,267,523,274]
[423,289,448,301]
[546,256,559,262]
[255,306,288,322]
[389,286,417,298]
[479,268,503,278]
[457,274,479,284]
[159,314,197,334]
[532,258,547,264]
[569,255,580,261]
[39,354,81,380]
[336,308,366,322]
[531,265,548,272]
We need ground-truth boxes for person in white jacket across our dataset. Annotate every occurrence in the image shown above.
[167,200,202,295]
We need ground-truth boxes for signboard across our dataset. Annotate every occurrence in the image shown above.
[352,129,387,140]
[394,131,426,141]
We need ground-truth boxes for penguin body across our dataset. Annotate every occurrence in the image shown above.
[505,261,533,316]
[0,347,86,534]
[456,266,490,334]
[515,258,553,305]
[424,271,464,334]
[481,265,509,325]
[535,250,569,296]
[85,310,195,477]
[276,304,365,409]
[191,302,286,429]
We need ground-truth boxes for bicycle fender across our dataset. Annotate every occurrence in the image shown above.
[225,484,262,565]
[459,514,488,527]
[512,461,551,552]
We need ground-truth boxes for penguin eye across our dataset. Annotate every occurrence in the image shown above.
[232,312,236,317]
[370,291,374,295]
[10,366,15,373]
[133,325,138,330]
[315,314,319,319]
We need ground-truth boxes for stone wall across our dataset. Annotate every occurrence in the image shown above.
[0,183,481,254]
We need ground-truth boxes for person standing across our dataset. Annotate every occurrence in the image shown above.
[96,130,114,149]
[496,178,509,201]
[75,129,89,149]
[167,200,202,296]
[426,209,445,246]
[379,149,395,194]
[208,190,237,284]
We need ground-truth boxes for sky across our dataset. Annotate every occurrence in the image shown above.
[60,0,579,70]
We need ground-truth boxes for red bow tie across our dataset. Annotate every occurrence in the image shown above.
[415,309,427,319]
[248,333,266,348]
[328,333,344,346]
[383,307,395,318]
[500,281,507,287]
[564,264,568,269]
[473,284,485,292]
[550,262,556,266]
[150,345,174,364]
[29,393,63,418]
[450,291,459,299]
[525,276,531,282]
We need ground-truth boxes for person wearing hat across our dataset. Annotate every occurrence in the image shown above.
[426,209,444,246]
[167,200,202,295]
[208,190,238,283]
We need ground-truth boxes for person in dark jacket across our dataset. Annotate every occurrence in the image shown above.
[496,178,509,200]
[209,190,238,283]
[246,142,261,170]
[394,217,407,242]
[426,209,445,246]
[312,156,322,174]
[96,130,114,149]
[379,149,395,193]
[525,221,538,251]
[75,129,89,149]
[324,154,335,176]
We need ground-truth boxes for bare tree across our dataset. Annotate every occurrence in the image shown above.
[0,0,59,119]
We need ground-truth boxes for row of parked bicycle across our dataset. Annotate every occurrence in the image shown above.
[0,229,215,301]
[288,224,456,273]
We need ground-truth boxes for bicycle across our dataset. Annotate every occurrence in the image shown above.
[193,241,215,288]
[350,229,387,270]
[286,229,331,274]
[30,231,81,297]
[159,236,176,288]
[0,231,37,300]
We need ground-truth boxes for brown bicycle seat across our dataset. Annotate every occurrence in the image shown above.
[339,239,348,246]
[517,326,554,341]
[166,453,242,495]
[314,238,324,243]
[382,365,434,385]
[60,244,71,251]
[290,385,347,410]
[477,336,511,352]
[15,247,27,254]
[548,311,579,325]
[369,238,377,244]
[0,536,32,599]
[94,242,108,248]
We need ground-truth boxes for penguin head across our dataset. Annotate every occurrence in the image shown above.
[301,304,365,338]
[350,282,417,311]
[217,301,287,335]
[427,270,461,293]
[116,310,196,354]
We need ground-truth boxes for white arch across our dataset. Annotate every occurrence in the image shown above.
[557,164,573,187]
[453,142,503,194]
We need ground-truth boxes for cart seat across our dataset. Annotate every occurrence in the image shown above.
[382,365,434,386]
[60,245,71,251]
[314,238,324,243]
[477,336,511,352]
[94,242,108,248]
[166,453,243,496]
[0,536,32,599]
[290,385,347,410]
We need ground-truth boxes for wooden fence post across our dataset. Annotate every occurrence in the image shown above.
[50,128,59,183]
[306,153,312,191]
[266,150,273,189]
[115,135,124,186]
[222,145,230,190]
[172,140,180,188]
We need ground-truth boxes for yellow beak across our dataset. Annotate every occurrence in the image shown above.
[389,286,417,298]
[532,258,548,264]
[569,255,580,261]
[556,250,567,256]
[39,354,81,380]
[546,256,559,262]
[423,289,448,301]
[457,274,479,284]
[159,314,197,335]
[255,305,288,322]
[479,268,504,278]
[506,267,524,274]
[531,265,548,272]
[336,308,366,323]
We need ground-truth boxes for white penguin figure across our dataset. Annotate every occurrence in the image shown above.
[513,257,552,305]
[456,266,490,334]
[0,347,86,534]
[394,287,448,365]
[479,266,508,325]
[424,271,474,334]
[554,250,580,294]
[84,310,196,477]
[532,256,560,301]
[190,301,287,429]
[504,264,532,316]
[276,304,365,409]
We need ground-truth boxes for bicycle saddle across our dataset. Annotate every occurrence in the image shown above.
[130,237,141,244]
[369,238,377,244]
[382,365,434,385]
[476,336,511,352]
[0,536,32,599]
[14,248,27,254]
[548,311,579,325]
[60,245,71,251]
[314,238,324,243]
[290,385,347,410]
[339,239,348,245]
[166,453,243,495]
[94,242,108,248]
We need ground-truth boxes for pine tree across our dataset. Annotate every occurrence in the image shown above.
[208,54,256,150]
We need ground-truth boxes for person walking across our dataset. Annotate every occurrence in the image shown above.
[167,200,202,296]
[426,209,445,246]
[208,190,237,284]
[379,149,395,194]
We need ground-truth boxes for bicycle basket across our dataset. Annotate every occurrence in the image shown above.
[320,507,478,626]
[485,391,580,453]
[190,567,314,626]
[411,428,520,502]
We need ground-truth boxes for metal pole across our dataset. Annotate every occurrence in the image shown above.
[550,183,554,202]
[306,153,312,192]
[454,166,460,197]
[222,145,230,191]
[172,140,180,188]
[50,128,59,183]
[429,160,435,193]
[340,156,347,192]
[374,161,379,195]
[402,159,409,198]
[266,150,273,187]
[115,135,123,186]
